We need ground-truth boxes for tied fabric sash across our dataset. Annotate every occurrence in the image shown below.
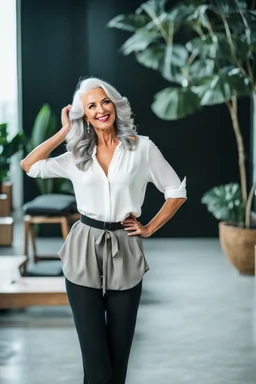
[95,230,119,295]
[80,215,124,295]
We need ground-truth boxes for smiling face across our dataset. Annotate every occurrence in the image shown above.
[82,87,116,131]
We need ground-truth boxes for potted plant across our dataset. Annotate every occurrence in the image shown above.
[201,182,256,274]
[108,0,256,273]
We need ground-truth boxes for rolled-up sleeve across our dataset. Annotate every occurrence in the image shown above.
[26,152,71,179]
[147,139,187,199]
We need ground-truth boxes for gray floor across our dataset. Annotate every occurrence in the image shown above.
[0,216,256,384]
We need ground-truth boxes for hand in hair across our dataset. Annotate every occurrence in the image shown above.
[20,105,72,172]
[61,104,72,133]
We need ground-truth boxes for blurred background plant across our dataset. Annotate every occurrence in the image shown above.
[27,103,73,195]
[108,0,256,228]
[201,183,245,226]
[0,122,25,190]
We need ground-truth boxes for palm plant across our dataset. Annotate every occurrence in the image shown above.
[108,0,256,228]
[27,104,73,195]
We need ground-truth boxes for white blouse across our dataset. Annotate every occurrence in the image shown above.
[27,135,187,222]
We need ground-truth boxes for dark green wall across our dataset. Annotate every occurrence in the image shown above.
[21,0,251,237]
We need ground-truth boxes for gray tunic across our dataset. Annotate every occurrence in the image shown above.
[58,221,150,294]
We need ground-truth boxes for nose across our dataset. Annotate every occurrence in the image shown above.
[96,104,105,114]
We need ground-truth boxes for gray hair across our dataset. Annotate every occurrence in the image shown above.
[66,77,138,171]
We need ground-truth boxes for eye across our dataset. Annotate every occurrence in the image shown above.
[88,104,95,109]
[103,99,110,104]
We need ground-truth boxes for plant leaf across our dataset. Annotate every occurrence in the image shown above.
[160,44,188,83]
[135,43,188,83]
[210,0,247,15]
[192,70,251,105]
[201,183,245,225]
[0,123,8,145]
[30,104,52,148]
[189,4,210,28]
[47,114,57,139]
[189,59,215,79]
[187,31,255,63]
[0,127,26,183]
[136,0,166,17]
[151,87,201,120]
[1,131,25,158]
[168,44,188,67]
[120,28,159,55]
[107,14,149,32]
[135,44,165,70]
[186,35,219,59]
[166,4,198,23]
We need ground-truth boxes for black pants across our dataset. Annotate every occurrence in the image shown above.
[65,278,143,384]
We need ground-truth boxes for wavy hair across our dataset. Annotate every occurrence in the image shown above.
[66,77,138,171]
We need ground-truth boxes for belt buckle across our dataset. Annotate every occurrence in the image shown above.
[103,221,110,231]
[103,221,112,238]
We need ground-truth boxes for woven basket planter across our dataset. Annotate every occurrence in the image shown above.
[219,222,256,275]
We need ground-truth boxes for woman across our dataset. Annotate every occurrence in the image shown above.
[20,77,187,384]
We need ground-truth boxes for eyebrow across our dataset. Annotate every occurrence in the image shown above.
[87,97,109,107]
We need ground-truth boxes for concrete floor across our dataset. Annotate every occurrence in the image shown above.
[0,218,256,384]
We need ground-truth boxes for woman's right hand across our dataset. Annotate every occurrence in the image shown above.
[20,104,73,172]
[61,104,72,131]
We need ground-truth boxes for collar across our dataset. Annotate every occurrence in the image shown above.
[92,140,122,157]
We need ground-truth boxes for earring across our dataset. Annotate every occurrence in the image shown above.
[87,121,90,134]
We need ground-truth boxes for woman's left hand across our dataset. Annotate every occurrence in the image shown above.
[121,215,151,238]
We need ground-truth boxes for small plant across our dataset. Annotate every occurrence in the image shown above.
[0,122,25,188]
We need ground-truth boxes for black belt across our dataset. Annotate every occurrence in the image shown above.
[80,214,124,231]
